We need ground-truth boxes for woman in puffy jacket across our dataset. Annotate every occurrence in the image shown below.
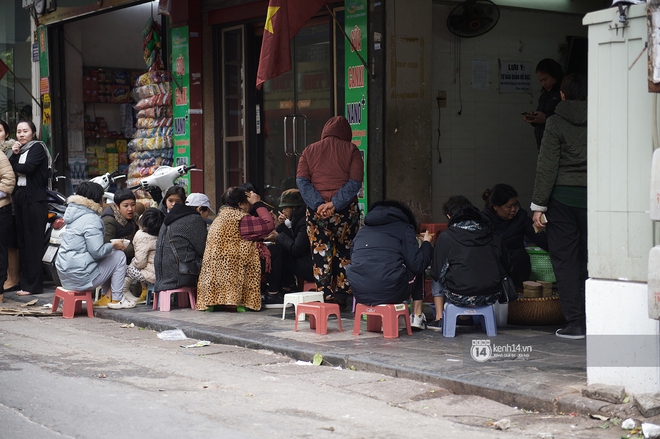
[55,182,133,309]
[347,200,434,329]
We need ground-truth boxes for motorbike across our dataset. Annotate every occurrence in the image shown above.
[128,164,196,206]
[90,170,127,206]
[42,160,68,285]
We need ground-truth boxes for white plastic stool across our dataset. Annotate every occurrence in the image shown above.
[282,291,324,321]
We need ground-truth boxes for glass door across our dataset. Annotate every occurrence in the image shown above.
[221,26,246,188]
[259,17,336,206]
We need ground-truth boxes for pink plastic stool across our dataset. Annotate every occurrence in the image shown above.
[51,287,94,319]
[303,281,316,291]
[294,302,343,335]
[353,303,412,339]
[152,287,196,312]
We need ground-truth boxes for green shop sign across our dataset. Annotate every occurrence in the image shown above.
[344,0,368,214]
[171,26,192,191]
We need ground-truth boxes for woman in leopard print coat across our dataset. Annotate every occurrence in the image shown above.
[196,187,274,311]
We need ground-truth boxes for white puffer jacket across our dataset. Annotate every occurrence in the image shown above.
[129,229,157,284]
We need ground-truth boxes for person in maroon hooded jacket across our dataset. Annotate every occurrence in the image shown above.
[296,116,364,309]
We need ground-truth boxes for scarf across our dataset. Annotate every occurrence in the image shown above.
[16,140,52,189]
[18,140,52,170]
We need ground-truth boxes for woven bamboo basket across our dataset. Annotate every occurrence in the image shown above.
[507,295,565,326]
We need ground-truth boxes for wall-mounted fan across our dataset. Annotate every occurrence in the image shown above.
[447,0,500,38]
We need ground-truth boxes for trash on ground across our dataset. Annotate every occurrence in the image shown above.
[42,304,51,308]
[0,307,60,317]
[313,353,323,366]
[120,323,135,328]
[590,414,609,421]
[296,360,313,366]
[643,423,660,439]
[622,418,636,430]
[157,329,188,340]
[493,418,510,430]
[22,299,38,307]
[181,340,211,348]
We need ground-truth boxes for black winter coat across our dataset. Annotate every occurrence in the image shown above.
[431,208,509,297]
[347,204,433,305]
[533,84,562,149]
[274,206,314,280]
[154,203,207,292]
[482,207,548,251]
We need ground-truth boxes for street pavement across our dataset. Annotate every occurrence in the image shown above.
[2,282,623,419]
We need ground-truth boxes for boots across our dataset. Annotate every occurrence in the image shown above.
[4,247,19,290]
[136,283,148,304]
[122,277,139,302]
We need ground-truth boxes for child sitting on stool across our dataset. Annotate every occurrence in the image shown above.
[123,208,164,304]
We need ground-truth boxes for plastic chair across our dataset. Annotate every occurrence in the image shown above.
[51,287,94,319]
[442,304,497,337]
[353,303,412,339]
[145,283,155,306]
[282,291,324,321]
[152,287,196,312]
[294,302,343,335]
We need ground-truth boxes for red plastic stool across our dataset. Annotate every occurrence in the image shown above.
[303,281,316,291]
[353,303,412,338]
[294,302,343,335]
[152,287,196,312]
[51,287,94,319]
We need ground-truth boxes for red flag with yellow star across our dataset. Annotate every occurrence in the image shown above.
[0,59,9,81]
[256,0,329,89]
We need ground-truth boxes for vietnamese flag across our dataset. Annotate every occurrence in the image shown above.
[256,0,329,89]
[0,59,8,81]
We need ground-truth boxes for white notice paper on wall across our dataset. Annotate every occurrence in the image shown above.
[500,61,532,93]
[472,58,489,90]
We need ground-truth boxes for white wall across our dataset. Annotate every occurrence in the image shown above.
[431,5,586,219]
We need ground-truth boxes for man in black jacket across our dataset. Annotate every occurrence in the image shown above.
[429,196,510,329]
[347,200,434,330]
[263,189,315,307]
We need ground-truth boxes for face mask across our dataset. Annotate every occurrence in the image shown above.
[285,219,292,228]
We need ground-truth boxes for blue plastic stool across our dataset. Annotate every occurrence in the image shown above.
[145,283,155,306]
[442,304,497,337]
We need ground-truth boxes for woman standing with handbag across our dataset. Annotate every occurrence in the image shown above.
[154,191,207,294]
[8,120,50,296]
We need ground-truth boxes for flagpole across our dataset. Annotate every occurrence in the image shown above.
[1,62,43,110]
[325,4,375,80]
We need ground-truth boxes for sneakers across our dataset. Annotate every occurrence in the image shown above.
[263,292,284,308]
[107,298,136,309]
[93,295,112,308]
[555,325,585,340]
[410,313,427,330]
[427,318,443,331]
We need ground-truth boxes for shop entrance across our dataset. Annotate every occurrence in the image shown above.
[256,14,343,207]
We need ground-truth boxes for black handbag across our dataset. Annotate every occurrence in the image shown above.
[499,274,518,304]
[494,248,518,304]
[167,226,201,287]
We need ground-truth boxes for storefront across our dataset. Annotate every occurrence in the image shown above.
[0,1,37,135]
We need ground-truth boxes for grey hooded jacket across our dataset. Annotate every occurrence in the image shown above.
[531,100,587,208]
[55,195,116,290]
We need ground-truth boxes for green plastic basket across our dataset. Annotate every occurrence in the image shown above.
[526,247,556,283]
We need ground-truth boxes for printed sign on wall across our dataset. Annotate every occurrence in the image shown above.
[500,61,532,93]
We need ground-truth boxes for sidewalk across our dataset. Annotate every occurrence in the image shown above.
[3,282,613,417]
